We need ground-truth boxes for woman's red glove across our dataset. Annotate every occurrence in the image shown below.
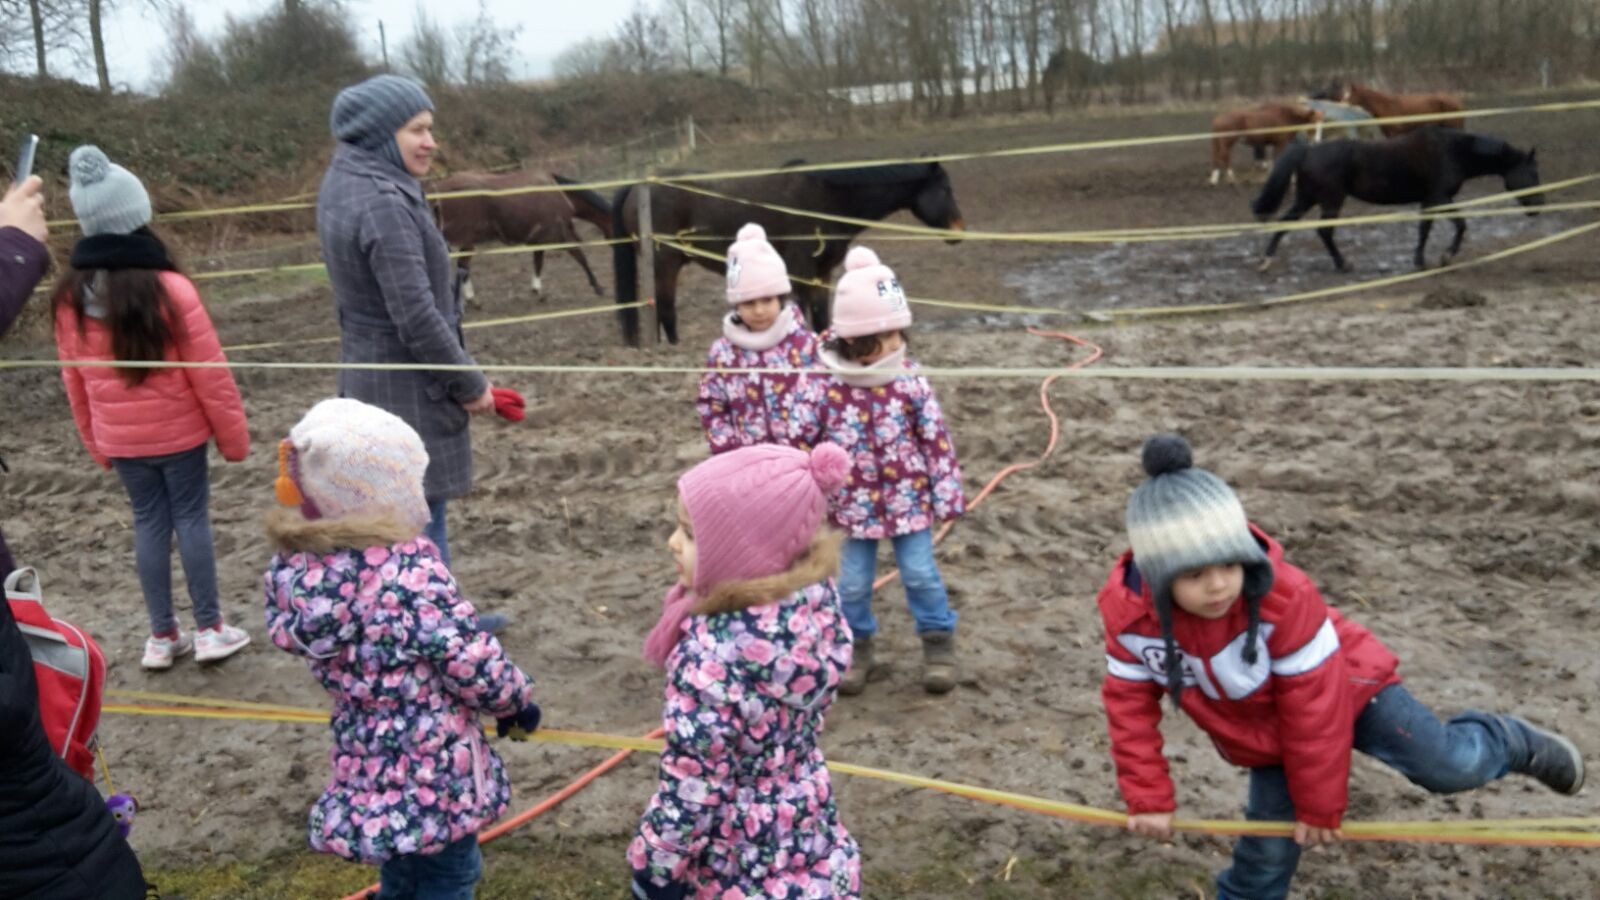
[491,386,526,423]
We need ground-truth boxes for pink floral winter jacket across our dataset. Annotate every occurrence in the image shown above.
[55,271,250,468]
[817,360,965,540]
[264,534,534,864]
[696,309,822,454]
[629,577,861,897]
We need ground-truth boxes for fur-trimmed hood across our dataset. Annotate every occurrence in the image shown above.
[692,531,841,616]
[265,507,424,555]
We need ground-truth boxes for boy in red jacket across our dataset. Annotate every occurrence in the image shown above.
[1099,434,1585,900]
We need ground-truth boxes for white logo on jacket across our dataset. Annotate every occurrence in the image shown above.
[1106,619,1340,701]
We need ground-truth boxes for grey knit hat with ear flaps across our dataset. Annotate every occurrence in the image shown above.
[330,74,434,172]
[1126,434,1273,705]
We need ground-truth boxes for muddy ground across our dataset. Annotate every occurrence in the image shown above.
[3,92,1598,898]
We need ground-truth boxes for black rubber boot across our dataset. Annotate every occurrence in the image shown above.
[921,631,957,695]
[1509,715,1585,795]
[839,635,874,697]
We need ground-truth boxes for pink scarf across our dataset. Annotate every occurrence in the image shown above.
[643,583,698,669]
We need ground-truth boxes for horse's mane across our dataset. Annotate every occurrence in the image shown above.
[787,160,940,187]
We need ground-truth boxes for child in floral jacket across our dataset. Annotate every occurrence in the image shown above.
[631,442,860,899]
[697,223,821,453]
[263,398,542,897]
[815,246,965,696]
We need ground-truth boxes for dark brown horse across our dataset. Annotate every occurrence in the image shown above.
[612,162,965,345]
[1252,128,1542,272]
[1337,83,1466,137]
[1210,102,1324,186]
[430,170,611,300]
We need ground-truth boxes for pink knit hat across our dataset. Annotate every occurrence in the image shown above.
[724,223,792,305]
[830,245,911,338]
[678,442,851,596]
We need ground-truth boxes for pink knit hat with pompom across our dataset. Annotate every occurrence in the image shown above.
[678,442,851,596]
[724,223,792,305]
[830,245,911,338]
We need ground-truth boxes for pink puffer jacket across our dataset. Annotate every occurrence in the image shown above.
[55,271,250,468]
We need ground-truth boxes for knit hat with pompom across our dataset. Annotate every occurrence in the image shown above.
[678,442,851,597]
[274,398,432,538]
[67,146,152,237]
[830,245,911,338]
[1125,433,1273,705]
[724,222,792,305]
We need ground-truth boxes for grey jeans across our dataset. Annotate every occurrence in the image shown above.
[111,443,222,634]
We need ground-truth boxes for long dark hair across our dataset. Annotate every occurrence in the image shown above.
[52,229,182,386]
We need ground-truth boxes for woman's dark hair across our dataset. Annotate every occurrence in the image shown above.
[824,329,907,362]
[52,229,182,386]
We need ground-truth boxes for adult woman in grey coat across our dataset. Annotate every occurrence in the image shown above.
[316,76,498,571]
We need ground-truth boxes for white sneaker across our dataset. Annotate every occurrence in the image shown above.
[194,624,251,663]
[142,631,193,670]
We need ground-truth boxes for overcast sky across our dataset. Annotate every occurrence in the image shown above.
[68,0,638,91]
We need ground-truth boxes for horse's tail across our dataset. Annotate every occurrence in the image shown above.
[554,173,615,237]
[612,184,641,346]
[1252,140,1308,220]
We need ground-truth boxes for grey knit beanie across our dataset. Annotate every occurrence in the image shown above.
[330,74,434,171]
[68,146,152,237]
[1126,434,1273,704]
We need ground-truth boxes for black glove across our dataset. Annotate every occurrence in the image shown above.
[630,871,689,900]
[495,702,542,740]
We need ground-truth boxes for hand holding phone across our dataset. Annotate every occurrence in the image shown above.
[13,134,38,186]
[0,178,47,245]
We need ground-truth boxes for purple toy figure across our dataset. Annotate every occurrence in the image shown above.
[106,794,138,839]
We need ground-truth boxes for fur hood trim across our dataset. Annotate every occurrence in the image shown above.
[692,530,842,616]
[265,507,423,555]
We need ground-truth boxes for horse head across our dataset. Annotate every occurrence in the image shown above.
[911,163,965,244]
[1506,147,1544,216]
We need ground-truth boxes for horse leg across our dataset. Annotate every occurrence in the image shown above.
[654,253,687,345]
[1441,216,1468,267]
[565,244,605,296]
[1413,217,1434,270]
[1257,194,1317,271]
[531,250,545,297]
[798,282,830,332]
[1210,136,1228,186]
[1315,199,1350,273]
[460,251,476,302]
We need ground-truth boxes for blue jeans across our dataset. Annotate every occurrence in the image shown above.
[110,443,221,634]
[378,835,481,900]
[426,498,451,567]
[1216,683,1529,900]
[838,530,957,639]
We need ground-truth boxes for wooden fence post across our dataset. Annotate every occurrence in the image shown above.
[638,178,657,345]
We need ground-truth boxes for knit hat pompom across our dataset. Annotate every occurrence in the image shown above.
[808,442,851,494]
[1141,433,1193,478]
[68,145,153,237]
[831,244,911,338]
[70,146,111,186]
[844,245,881,271]
[724,220,791,304]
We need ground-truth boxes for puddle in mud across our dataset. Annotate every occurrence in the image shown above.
[1003,206,1572,312]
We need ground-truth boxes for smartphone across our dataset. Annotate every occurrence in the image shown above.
[14,134,39,185]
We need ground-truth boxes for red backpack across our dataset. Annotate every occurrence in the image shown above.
[5,567,105,781]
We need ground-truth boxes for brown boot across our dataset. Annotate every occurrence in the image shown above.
[921,631,957,694]
[839,635,875,696]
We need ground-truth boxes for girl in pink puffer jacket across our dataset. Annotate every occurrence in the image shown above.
[52,146,251,670]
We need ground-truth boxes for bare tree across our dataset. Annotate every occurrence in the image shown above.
[399,3,452,86]
[456,0,521,84]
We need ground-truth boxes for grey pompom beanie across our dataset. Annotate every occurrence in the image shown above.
[330,75,434,171]
[1126,434,1273,704]
[68,146,153,237]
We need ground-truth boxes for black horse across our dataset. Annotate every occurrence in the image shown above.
[612,162,965,345]
[1252,127,1543,272]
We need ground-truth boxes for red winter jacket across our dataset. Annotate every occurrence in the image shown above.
[54,271,250,468]
[1097,526,1400,829]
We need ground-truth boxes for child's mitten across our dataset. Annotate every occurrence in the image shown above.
[631,872,689,900]
[495,701,542,740]
[491,386,526,423]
